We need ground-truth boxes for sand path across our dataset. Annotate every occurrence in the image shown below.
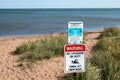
[0,32,100,80]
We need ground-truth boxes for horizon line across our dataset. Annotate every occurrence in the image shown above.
[0,8,120,9]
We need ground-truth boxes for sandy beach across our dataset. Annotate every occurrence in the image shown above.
[0,31,101,80]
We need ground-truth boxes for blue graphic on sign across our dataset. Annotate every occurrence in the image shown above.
[68,28,82,36]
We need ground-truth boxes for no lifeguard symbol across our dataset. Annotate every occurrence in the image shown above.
[64,44,86,73]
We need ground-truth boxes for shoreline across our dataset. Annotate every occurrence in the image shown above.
[0,30,102,39]
[0,33,60,41]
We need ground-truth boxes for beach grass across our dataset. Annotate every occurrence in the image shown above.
[65,27,120,80]
[15,34,67,62]
[95,37,120,54]
[92,37,120,80]
[15,31,87,62]
[90,50,120,80]
[98,27,120,39]
[15,27,120,79]
[90,27,120,80]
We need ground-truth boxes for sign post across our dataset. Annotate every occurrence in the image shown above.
[64,44,86,73]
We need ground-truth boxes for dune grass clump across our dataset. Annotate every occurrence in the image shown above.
[90,50,120,80]
[91,27,120,80]
[98,27,120,39]
[15,34,67,62]
[15,31,88,63]
[95,37,120,54]
[96,27,120,55]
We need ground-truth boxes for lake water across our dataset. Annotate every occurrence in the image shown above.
[0,8,120,36]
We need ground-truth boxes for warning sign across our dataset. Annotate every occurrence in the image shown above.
[68,21,83,44]
[64,44,86,73]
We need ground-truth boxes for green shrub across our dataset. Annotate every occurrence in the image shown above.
[15,34,67,62]
[98,27,120,39]
[64,60,101,80]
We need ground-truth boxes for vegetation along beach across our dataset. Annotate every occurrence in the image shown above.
[0,27,120,80]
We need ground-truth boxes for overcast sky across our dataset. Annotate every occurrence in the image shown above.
[0,0,120,8]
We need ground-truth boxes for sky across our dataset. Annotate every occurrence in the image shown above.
[0,0,120,8]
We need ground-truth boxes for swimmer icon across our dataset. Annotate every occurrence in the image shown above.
[71,59,79,64]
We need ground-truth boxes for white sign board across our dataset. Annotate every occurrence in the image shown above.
[68,21,83,44]
[64,44,86,73]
